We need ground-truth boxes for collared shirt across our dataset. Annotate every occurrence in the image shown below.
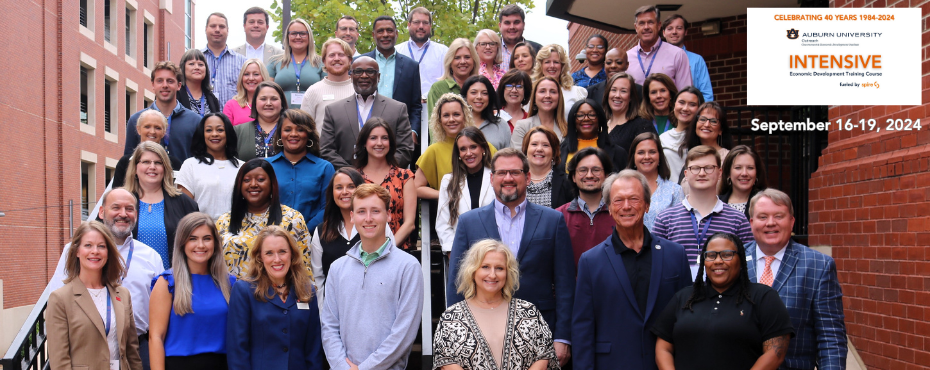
[611,227,653,314]
[355,92,378,128]
[493,198,528,255]
[500,37,529,70]
[652,196,754,267]
[202,45,247,105]
[576,196,606,222]
[682,197,725,223]
[681,45,714,102]
[49,237,165,336]
[571,67,607,88]
[267,152,336,233]
[245,43,265,60]
[374,50,396,99]
[625,39,693,92]
[755,242,788,282]
[644,176,684,230]
[397,40,449,99]
[360,238,392,266]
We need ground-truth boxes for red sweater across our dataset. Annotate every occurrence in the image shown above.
[556,198,615,269]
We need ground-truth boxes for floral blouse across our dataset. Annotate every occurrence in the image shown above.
[479,62,506,89]
[215,204,312,279]
[360,166,414,249]
[433,298,558,370]
[645,176,684,231]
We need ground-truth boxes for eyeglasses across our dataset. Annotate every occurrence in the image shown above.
[337,26,358,33]
[576,167,603,175]
[575,113,597,121]
[477,42,499,48]
[697,116,720,126]
[586,44,606,49]
[504,84,523,91]
[687,165,718,174]
[288,31,309,38]
[350,68,378,76]
[492,169,525,177]
[139,160,164,167]
[703,250,737,261]
[409,20,430,26]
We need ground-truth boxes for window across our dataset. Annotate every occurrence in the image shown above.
[81,162,95,221]
[105,78,117,133]
[143,20,153,68]
[144,96,153,110]
[80,66,93,126]
[104,0,112,43]
[126,90,136,122]
[105,167,115,187]
[125,6,136,58]
[80,0,89,28]
[185,0,192,49]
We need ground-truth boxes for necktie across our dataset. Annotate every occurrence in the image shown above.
[760,256,775,286]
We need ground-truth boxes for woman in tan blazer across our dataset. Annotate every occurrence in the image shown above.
[48,221,142,370]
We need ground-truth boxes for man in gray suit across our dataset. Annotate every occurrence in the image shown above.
[233,7,283,66]
[320,56,414,169]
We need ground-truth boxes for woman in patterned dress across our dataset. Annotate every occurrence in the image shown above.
[432,239,558,370]
[215,159,312,279]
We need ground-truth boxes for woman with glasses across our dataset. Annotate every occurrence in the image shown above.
[474,29,506,89]
[521,127,573,209]
[508,42,537,75]
[268,19,324,109]
[427,38,479,123]
[178,49,221,117]
[571,35,609,88]
[559,99,627,173]
[627,132,682,230]
[496,70,532,132]
[678,101,732,193]
[462,75,511,150]
[652,232,794,370]
[660,87,705,184]
[718,145,768,219]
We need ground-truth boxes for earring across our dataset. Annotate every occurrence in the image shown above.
[307,141,314,149]
[458,157,462,161]
[276,139,283,146]
[727,178,732,186]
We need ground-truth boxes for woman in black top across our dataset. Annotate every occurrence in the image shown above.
[652,232,794,370]
[718,145,768,220]
[558,99,626,173]
[177,49,221,116]
[436,127,495,253]
[603,72,654,152]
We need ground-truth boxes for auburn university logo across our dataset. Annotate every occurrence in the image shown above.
[787,29,799,39]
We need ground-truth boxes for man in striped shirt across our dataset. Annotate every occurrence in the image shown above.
[202,12,247,105]
[653,145,753,279]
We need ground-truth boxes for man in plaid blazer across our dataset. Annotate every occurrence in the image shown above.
[746,188,847,370]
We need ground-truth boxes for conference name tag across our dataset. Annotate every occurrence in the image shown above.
[323,94,335,101]
[297,302,310,310]
[291,92,305,105]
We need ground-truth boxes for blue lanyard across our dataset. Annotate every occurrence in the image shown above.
[104,289,112,336]
[636,39,663,79]
[690,211,713,247]
[125,239,135,272]
[263,125,277,146]
[211,49,225,89]
[653,117,670,134]
[407,41,430,64]
[291,54,307,88]
[153,105,173,150]
[356,98,374,129]
[187,87,206,116]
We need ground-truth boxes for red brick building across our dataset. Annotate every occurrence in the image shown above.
[0,0,193,309]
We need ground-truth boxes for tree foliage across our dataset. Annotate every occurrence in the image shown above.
[269,0,535,53]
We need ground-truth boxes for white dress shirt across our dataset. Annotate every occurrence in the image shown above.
[355,92,378,128]
[755,243,788,282]
[396,39,449,100]
[245,43,265,61]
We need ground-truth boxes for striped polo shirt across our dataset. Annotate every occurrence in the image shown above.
[653,198,754,265]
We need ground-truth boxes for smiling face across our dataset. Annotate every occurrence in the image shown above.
[440,101,466,138]
[512,45,534,73]
[475,33,498,65]
[466,82,490,115]
[76,230,108,273]
[534,80,560,114]
[184,224,215,268]
[101,189,137,241]
[280,118,309,155]
[673,91,700,128]
[573,154,606,194]
[241,167,272,211]
[323,43,350,76]
[502,80,525,107]
[585,37,606,65]
[474,251,507,296]
[750,197,795,251]
[332,173,357,211]
[206,14,229,46]
[351,194,389,240]
[498,14,525,46]
[575,103,599,139]
[408,12,432,44]
[685,154,720,192]
[203,116,227,155]
[260,235,291,282]
[542,53,563,79]
[137,115,167,143]
[135,151,165,189]
[255,86,283,122]
[365,126,390,160]
[607,78,631,116]
[608,177,648,230]
[335,19,360,48]
[287,22,310,54]
[184,58,206,84]
[648,80,671,114]
[457,136,486,173]
[152,69,180,105]
[241,63,264,95]
[526,132,553,168]
[634,139,660,175]
[373,20,397,53]
[696,108,722,143]
[729,154,757,194]
[604,48,628,75]
[244,13,269,42]
[491,156,527,204]
[351,58,380,96]
[704,238,740,293]
[452,47,475,81]
[634,10,658,46]
[663,17,686,47]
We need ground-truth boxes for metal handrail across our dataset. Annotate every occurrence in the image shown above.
[1,282,53,370]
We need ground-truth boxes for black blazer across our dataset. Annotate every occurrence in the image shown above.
[132,189,199,262]
[718,189,760,220]
[587,80,644,112]
[359,51,422,136]
[557,141,628,176]
[550,170,574,209]
[177,87,221,114]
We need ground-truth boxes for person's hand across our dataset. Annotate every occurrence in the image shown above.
[554,342,571,367]
[346,358,359,370]
[412,131,419,144]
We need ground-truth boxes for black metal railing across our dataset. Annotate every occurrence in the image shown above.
[1,284,52,370]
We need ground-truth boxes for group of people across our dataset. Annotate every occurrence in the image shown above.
[44,4,848,370]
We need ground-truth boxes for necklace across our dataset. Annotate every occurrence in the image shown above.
[530,170,550,182]
[471,297,505,310]
[274,282,287,289]
[89,288,105,298]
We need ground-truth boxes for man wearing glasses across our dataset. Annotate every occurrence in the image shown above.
[335,16,362,56]
[556,147,617,268]
[573,169,691,370]
[319,56,415,168]
[653,145,754,279]
[448,148,575,368]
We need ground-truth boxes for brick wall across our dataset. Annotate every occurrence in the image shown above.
[0,0,190,308]
[808,0,930,368]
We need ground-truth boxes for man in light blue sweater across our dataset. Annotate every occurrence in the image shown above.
[321,184,424,370]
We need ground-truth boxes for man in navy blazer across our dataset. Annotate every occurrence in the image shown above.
[449,148,575,367]
[746,189,847,370]
[572,170,691,370]
[360,16,423,143]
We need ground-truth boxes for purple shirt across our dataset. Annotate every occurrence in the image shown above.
[626,39,693,92]
[652,197,754,265]
[493,198,528,255]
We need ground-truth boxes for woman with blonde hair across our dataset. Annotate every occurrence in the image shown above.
[433,239,558,370]
[227,226,325,370]
[427,38,479,122]
[112,110,183,187]
[269,18,324,108]
[532,44,588,119]
[125,141,199,269]
[223,59,271,125]
[149,213,236,370]
[510,76,568,148]
[48,221,141,370]
[474,29,506,88]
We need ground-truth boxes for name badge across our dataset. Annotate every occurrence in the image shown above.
[322,94,335,101]
[296,302,310,310]
[110,360,119,370]
[290,92,305,105]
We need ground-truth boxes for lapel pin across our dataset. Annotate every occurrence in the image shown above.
[655,245,661,250]
[740,310,744,316]
[746,255,752,261]
[116,296,121,301]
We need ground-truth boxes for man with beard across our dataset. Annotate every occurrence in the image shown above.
[319,56,414,168]
[396,7,449,139]
[49,188,165,370]
[555,147,615,268]
[448,148,575,368]
[335,16,361,56]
